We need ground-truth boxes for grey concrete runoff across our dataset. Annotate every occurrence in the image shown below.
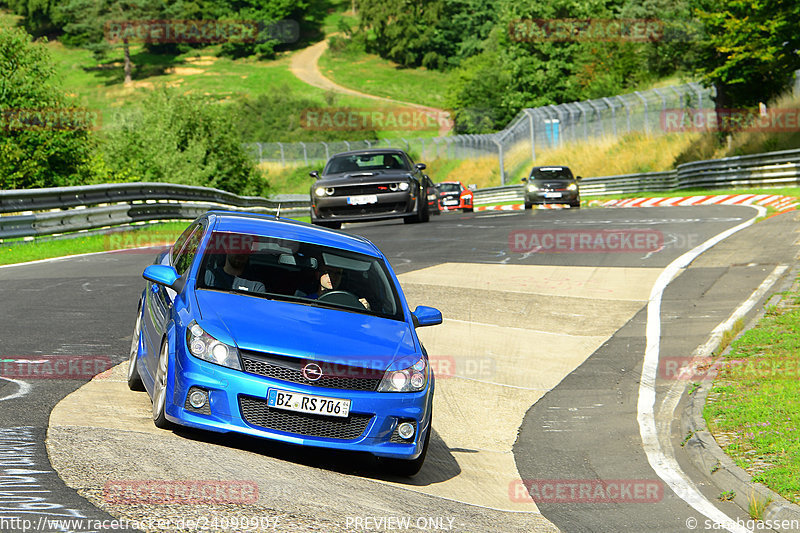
[682,271,800,532]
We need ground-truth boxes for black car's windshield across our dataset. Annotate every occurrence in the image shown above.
[530,167,573,180]
[197,232,404,321]
[325,153,410,174]
[437,183,461,193]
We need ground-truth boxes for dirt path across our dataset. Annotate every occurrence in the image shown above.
[289,39,452,136]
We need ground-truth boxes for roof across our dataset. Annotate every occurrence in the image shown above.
[328,148,408,158]
[203,211,382,257]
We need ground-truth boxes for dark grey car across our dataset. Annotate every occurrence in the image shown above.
[522,166,582,209]
[310,149,433,229]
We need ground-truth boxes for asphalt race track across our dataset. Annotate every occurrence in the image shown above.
[1,205,798,533]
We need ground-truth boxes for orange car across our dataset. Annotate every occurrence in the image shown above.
[436,181,474,212]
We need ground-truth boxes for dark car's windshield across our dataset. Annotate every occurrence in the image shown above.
[325,153,411,174]
[530,167,574,180]
[437,183,461,193]
[197,231,404,321]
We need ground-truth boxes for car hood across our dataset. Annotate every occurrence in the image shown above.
[195,290,420,370]
[316,171,413,186]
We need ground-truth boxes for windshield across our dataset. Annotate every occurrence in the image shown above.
[437,183,461,193]
[197,231,404,321]
[325,153,410,174]
[530,167,574,180]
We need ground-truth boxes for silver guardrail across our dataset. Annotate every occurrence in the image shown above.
[0,183,309,240]
[3,148,799,239]
[473,148,800,204]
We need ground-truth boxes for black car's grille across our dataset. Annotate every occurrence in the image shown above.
[320,202,407,217]
[240,350,383,392]
[332,185,397,196]
[239,396,373,440]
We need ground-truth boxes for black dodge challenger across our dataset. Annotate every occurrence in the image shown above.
[309,149,435,229]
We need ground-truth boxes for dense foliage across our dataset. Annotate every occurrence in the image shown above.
[102,90,268,195]
[351,0,799,133]
[0,26,97,189]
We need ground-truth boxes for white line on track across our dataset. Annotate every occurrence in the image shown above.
[0,377,32,401]
[638,205,767,533]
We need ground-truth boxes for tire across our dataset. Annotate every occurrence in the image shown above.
[152,339,174,429]
[381,418,432,477]
[463,207,473,213]
[127,303,145,391]
[404,195,429,224]
[524,201,532,210]
[570,200,581,209]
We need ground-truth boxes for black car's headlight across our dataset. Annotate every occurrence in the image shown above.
[315,186,334,197]
[567,183,578,191]
[378,357,427,392]
[398,182,410,191]
[186,322,241,370]
[527,184,539,192]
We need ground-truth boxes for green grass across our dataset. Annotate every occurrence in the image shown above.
[318,45,452,110]
[703,276,800,504]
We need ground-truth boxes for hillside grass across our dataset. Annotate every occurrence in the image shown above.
[318,45,452,110]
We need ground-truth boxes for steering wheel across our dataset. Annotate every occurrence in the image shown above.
[317,290,367,309]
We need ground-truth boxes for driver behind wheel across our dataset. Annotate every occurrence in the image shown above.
[295,266,370,310]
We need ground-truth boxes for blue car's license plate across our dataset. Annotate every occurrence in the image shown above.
[267,388,351,418]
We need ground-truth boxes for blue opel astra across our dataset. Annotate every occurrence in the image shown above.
[127,211,442,475]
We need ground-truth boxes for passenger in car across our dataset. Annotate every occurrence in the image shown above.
[204,252,266,293]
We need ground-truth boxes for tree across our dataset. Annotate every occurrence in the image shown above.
[102,89,269,196]
[690,0,800,118]
[53,0,161,84]
[0,27,98,189]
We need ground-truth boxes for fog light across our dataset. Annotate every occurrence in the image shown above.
[397,422,415,440]
[189,390,207,409]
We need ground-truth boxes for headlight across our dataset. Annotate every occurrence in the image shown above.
[567,183,578,191]
[186,322,241,370]
[378,357,427,392]
[315,187,334,196]
[398,182,410,191]
[527,184,539,192]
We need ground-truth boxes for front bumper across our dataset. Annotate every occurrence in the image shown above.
[525,190,580,205]
[312,191,417,223]
[165,348,433,460]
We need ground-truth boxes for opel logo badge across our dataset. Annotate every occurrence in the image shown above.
[302,363,323,382]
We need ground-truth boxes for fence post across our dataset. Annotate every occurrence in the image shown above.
[277,142,285,165]
[493,134,506,185]
[552,105,565,147]
[603,97,617,138]
[523,109,536,161]
[344,141,351,151]
[321,142,329,161]
[299,142,308,165]
[587,100,602,138]
[635,91,649,134]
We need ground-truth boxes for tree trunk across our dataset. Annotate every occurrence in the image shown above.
[123,39,132,85]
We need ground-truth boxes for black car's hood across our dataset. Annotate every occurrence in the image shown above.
[316,170,414,186]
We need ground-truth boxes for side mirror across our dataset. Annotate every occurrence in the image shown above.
[412,305,442,328]
[143,265,181,291]
[467,184,477,191]
[310,170,319,179]
[576,176,582,181]
[521,177,528,183]
[415,163,427,170]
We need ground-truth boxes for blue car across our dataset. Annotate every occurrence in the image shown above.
[127,211,442,475]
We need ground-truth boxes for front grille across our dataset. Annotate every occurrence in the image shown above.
[240,350,383,392]
[332,184,396,196]
[239,396,373,440]
[321,202,407,217]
